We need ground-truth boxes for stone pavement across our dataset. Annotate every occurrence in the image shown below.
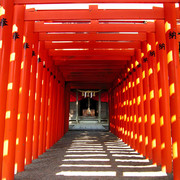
[14,131,173,180]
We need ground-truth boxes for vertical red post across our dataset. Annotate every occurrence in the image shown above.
[141,41,152,160]
[132,57,139,152]
[50,69,58,146]
[147,33,161,166]
[43,59,51,152]
[2,5,24,180]
[117,85,122,138]
[164,3,180,179]
[155,20,172,173]
[135,49,146,156]
[122,80,126,142]
[119,84,123,139]
[38,50,48,156]
[0,0,14,177]
[108,91,112,132]
[129,62,135,149]
[111,90,114,134]
[61,84,65,137]
[64,83,71,134]
[15,21,34,173]
[60,83,64,138]
[46,65,55,149]
[118,84,122,138]
[32,41,44,160]
[25,33,38,165]
[115,88,118,136]
[126,69,131,145]
[56,77,61,142]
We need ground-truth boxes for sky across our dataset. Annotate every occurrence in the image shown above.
[26,3,179,10]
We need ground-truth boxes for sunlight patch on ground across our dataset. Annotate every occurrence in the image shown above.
[60,164,111,167]
[65,154,107,157]
[56,171,116,176]
[66,150,106,153]
[112,154,144,158]
[123,171,167,177]
[117,164,157,168]
[63,158,110,162]
[115,159,150,162]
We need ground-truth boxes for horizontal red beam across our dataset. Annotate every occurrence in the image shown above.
[65,72,117,75]
[40,33,146,41]
[49,49,134,56]
[53,56,130,61]
[63,71,121,74]
[70,82,112,89]
[59,65,124,70]
[62,67,123,71]
[55,61,127,66]
[25,9,167,21]
[66,78,114,82]
[54,60,127,65]
[45,41,141,49]
[35,22,155,33]
[14,0,179,4]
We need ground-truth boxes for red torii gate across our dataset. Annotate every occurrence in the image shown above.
[0,0,180,180]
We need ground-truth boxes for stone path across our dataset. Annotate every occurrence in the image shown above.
[15,131,173,180]
[71,124,106,130]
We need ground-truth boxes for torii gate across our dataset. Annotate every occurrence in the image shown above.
[0,0,180,180]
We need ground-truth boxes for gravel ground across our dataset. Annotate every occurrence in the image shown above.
[14,131,173,180]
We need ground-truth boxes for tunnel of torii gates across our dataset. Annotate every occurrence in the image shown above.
[1,0,180,179]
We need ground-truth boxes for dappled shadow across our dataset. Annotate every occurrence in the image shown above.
[15,131,173,180]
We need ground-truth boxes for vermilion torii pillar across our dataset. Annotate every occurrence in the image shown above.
[164,3,180,179]
[141,41,152,160]
[38,50,48,156]
[51,69,58,145]
[135,49,146,156]
[117,85,121,139]
[155,20,172,173]
[132,57,139,153]
[25,33,39,165]
[147,32,161,166]
[0,0,14,178]
[15,21,34,173]
[126,70,131,145]
[33,41,44,160]
[43,58,51,152]
[122,79,126,142]
[46,65,55,149]
[119,82,124,139]
[129,62,135,149]
[2,5,25,180]
[55,76,61,142]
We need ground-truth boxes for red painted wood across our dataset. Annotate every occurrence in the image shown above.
[25,33,39,165]
[49,49,134,57]
[164,3,180,179]
[32,41,44,160]
[34,22,155,33]
[38,50,48,156]
[46,42,140,49]
[14,0,179,4]
[39,33,146,41]
[2,5,25,180]
[135,49,146,156]
[141,41,152,160]
[25,9,166,21]
[147,32,161,166]
[155,20,172,173]
[0,0,14,177]
[15,21,34,172]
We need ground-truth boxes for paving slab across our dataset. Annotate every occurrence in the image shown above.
[15,131,173,180]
